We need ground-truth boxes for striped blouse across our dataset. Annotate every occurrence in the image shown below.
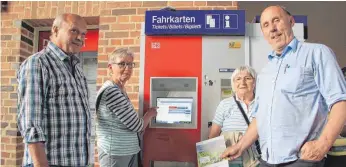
[212,96,256,165]
[95,80,144,156]
[212,96,255,133]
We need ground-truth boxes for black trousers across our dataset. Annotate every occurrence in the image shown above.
[259,158,325,167]
[324,155,346,167]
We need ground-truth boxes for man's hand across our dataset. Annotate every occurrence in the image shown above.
[340,125,346,137]
[221,118,259,160]
[300,140,328,161]
[221,143,243,160]
[28,142,49,167]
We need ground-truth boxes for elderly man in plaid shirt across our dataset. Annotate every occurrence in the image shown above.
[17,13,92,167]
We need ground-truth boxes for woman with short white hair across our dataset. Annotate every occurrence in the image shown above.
[95,48,157,167]
[209,65,259,167]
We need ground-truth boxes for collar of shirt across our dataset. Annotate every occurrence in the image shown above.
[46,41,80,65]
[267,37,299,60]
[235,94,255,104]
[233,94,255,119]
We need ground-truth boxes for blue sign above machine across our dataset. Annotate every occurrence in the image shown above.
[145,10,246,36]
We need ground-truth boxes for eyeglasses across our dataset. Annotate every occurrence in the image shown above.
[112,62,135,69]
[234,77,254,83]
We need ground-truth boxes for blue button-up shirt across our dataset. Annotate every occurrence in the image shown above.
[253,37,346,164]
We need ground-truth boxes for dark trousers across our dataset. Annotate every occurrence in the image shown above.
[259,158,325,167]
[24,165,88,167]
[324,155,346,167]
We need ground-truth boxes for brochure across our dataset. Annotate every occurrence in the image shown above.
[196,135,228,167]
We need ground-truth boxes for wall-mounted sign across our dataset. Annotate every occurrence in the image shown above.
[219,68,235,73]
[145,10,245,36]
[229,41,241,48]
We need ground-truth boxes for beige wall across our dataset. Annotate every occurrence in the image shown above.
[239,1,346,67]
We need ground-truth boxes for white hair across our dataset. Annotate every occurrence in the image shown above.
[50,14,65,39]
[51,13,84,38]
[108,48,134,64]
[231,65,257,93]
[52,13,65,29]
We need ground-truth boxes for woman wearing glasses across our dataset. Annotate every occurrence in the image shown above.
[95,48,157,167]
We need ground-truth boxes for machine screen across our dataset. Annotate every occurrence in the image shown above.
[155,97,193,124]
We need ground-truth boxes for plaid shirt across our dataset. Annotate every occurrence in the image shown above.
[17,42,91,166]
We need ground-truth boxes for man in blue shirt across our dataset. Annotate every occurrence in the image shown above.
[222,5,346,167]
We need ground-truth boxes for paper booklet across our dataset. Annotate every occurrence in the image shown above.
[196,135,228,167]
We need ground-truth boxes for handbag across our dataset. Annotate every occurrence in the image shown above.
[222,131,259,167]
[233,96,262,156]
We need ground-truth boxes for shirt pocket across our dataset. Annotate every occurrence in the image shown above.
[279,66,314,94]
[48,82,70,98]
[48,78,80,103]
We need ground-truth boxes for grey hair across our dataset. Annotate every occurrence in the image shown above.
[260,5,292,18]
[50,14,65,39]
[51,13,84,37]
[52,13,66,29]
[277,5,292,16]
[260,5,292,26]
[231,65,257,93]
[108,48,134,64]
[52,13,84,28]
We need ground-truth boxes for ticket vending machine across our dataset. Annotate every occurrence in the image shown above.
[139,10,246,167]
[139,9,306,167]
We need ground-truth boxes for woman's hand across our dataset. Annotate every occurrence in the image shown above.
[145,107,158,118]
[142,107,158,129]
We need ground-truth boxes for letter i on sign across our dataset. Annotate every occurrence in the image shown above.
[225,15,230,28]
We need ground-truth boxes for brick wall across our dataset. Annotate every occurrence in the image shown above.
[1,1,238,166]
[20,21,35,63]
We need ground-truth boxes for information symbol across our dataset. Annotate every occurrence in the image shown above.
[225,15,230,28]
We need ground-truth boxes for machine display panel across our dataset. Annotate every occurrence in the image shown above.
[155,97,193,124]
